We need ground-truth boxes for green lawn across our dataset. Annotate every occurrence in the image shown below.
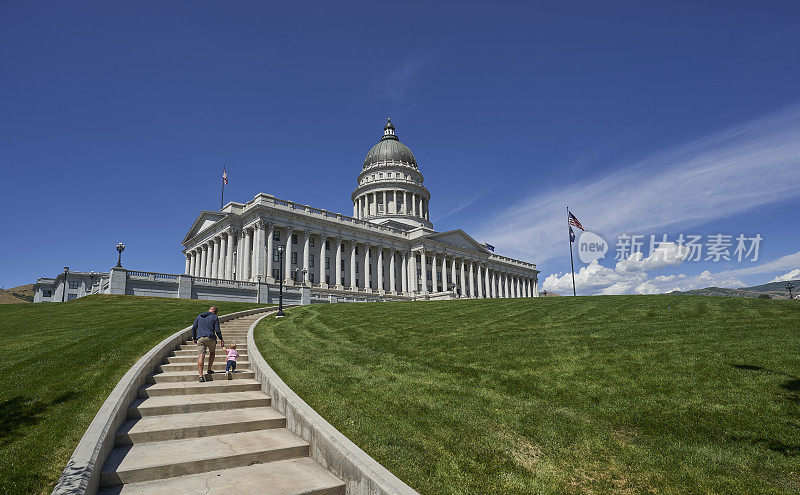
[254,296,800,494]
[0,295,268,495]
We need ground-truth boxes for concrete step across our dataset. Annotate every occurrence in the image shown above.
[156,361,251,373]
[167,353,249,362]
[99,428,309,487]
[146,370,254,385]
[115,407,285,445]
[128,391,269,417]
[97,457,345,495]
[177,343,248,351]
[139,377,260,396]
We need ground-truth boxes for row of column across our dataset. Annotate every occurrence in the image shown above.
[185,225,538,298]
[354,190,428,221]
[412,250,538,298]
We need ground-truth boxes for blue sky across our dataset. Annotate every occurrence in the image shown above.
[2,1,800,294]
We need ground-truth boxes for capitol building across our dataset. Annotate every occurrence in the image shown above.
[181,119,539,300]
[35,119,538,303]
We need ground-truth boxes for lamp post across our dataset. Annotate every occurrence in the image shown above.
[787,282,795,300]
[116,242,126,267]
[302,268,308,286]
[256,275,261,304]
[542,290,548,297]
[276,245,285,317]
[62,266,69,302]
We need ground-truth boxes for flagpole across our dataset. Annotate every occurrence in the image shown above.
[220,167,225,210]
[568,206,576,296]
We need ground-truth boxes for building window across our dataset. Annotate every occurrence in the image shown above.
[379,173,383,178]
[272,269,279,279]
[355,261,359,271]
[355,246,359,255]
[326,275,330,284]
[387,172,392,178]
[292,234,298,244]
[291,252,298,265]
[69,281,79,289]
[310,237,315,248]
[325,240,330,250]
[274,231,280,241]
[310,273,315,283]
[310,254,315,267]
[43,290,52,297]
[378,203,384,213]
[273,249,280,262]
[67,293,77,301]
[326,256,330,267]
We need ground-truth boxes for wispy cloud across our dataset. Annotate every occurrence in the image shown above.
[474,105,800,264]
[374,57,427,104]
[770,268,800,283]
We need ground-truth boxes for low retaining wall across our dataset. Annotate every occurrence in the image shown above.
[52,306,275,495]
[247,313,419,495]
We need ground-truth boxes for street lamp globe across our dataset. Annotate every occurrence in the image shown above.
[116,242,126,267]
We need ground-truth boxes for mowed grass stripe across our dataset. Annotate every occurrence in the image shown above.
[254,296,800,494]
[0,295,268,495]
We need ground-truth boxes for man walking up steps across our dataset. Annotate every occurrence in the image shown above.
[191,306,225,382]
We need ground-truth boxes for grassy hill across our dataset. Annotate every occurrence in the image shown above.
[0,283,35,304]
[255,296,800,494]
[0,295,269,495]
[670,279,799,299]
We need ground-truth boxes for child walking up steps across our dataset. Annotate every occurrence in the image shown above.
[224,342,239,380]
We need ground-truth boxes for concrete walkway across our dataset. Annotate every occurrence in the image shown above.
[97,313,344,495]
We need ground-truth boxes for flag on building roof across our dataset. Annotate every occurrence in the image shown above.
[568,211,584,230]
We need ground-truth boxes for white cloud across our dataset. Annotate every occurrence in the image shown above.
[769,268,800,283]
[474,105,800,265]
[542,249,800,295]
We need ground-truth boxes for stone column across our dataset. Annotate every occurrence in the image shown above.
[477,263,483,298]
[382,191,387,215]
[505,273,511,298]
[460,259,467,298]
[515,276,521,298]
[485,265,491,298]
[389,249,396,294]
[376,247,384,294]
[302,231,310,286]
[419,249,428,294]
[534,275,539,297]
[202,243,210,278]
[431,252,438,292]
[223,232,232,279]
[335,237,343,289]
[284,227,293,285]
[468,261,475,298]
[184,254,191,274]
[319,233,328,288]
[409,251,417,294]
[489,269,495,298]
[451,257,457,295]
[265,224,275,283]
[349,241,357,291]
[220,235,228,278]
[189,251,197,276]
[234,233,242,280]
[209,238,218,278]
[241,229,252,281]
[441,255,448,293]
[253,221,265,282]
[401,251,408,294]
[363,244,371,292]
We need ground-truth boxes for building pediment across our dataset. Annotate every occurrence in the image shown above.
[182,210,228,244]
[423,230,490,254]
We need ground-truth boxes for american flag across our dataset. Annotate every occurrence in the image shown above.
[568,211,584,230]
[222,169,229,185]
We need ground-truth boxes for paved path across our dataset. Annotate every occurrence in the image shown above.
[98,313,344,495]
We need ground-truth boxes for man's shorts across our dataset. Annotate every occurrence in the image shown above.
[196,337,217,355]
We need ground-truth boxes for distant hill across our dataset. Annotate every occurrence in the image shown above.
[670,279,799,299]
[0,284,35,304]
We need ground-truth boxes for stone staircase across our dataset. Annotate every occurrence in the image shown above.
[97,313,344,495]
